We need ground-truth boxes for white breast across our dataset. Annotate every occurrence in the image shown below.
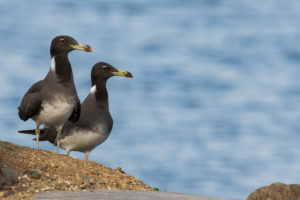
[34,95,74,128]
[60,125,110,152]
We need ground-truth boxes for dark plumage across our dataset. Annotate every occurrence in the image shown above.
[18,35,92,152]
[19,62,133,162]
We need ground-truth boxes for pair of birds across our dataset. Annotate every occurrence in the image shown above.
[18,35,133,161]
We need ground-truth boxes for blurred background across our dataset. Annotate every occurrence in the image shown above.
[1,0,300,199]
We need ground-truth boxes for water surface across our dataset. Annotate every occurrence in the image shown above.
[1,1,300,199]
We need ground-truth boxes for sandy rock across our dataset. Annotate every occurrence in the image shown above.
[247,182,300,200]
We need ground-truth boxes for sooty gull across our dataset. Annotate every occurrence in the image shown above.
[18,35,93,152]
[19,62,133,162]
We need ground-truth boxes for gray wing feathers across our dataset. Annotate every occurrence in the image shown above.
[68,97,81,123]
[18,81,43,121]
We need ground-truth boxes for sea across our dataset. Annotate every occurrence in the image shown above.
[1,0,300,199]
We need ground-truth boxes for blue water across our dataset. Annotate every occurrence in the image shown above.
[1,0,300,199]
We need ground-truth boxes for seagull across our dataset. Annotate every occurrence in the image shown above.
[18,35,92,153]
[19,62,133,162]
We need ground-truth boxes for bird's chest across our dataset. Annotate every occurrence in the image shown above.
[61,124,110,152]
[35,95,75,127]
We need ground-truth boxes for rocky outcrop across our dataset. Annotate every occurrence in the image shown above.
[247,182,300,200]
[0,141,155,200]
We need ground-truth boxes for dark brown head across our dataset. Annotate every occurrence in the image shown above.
[50,35,92,57]
[91,62,133,85]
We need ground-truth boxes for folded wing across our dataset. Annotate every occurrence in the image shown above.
[18,80,43,121]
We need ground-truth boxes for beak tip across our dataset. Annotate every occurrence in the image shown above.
[85,46,93,52]
[126,72,133,78]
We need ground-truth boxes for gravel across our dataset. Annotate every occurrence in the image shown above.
[0,141,154,200]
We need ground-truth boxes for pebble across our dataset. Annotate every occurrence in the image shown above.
[24,169,42,179]
[42,164,48,171]
[115,167,125,174]
[4,190,14,197]
[64,180,71,185]
[2,167,18,179]
[0,178,7,186]
[3,146,19,152]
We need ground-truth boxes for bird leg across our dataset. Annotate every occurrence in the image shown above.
[35,123,40,150]
[84,151,90,164]
[56,127,62,153]
[66,150,70,156]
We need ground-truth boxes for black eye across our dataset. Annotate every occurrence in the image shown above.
[102,66,108,70]
[60,39,65,43]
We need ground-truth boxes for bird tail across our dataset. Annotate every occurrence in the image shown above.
[18,128,47,135]
[18,127,55,142]
[18,129,36,135]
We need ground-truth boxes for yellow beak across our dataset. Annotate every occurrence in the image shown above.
[112,70,133,78]
[70,43,93,52]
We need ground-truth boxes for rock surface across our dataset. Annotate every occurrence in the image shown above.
[0,141,154,200]
[247,182,300,200]
[33,190,234,200]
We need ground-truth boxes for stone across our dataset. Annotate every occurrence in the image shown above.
[3,145,19,152]
[24,169,42,179]
[2,168,18,179]
[4,190,14,197]
[115,167,125,174]
[42,164,48,171]
[0,178,7,186]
